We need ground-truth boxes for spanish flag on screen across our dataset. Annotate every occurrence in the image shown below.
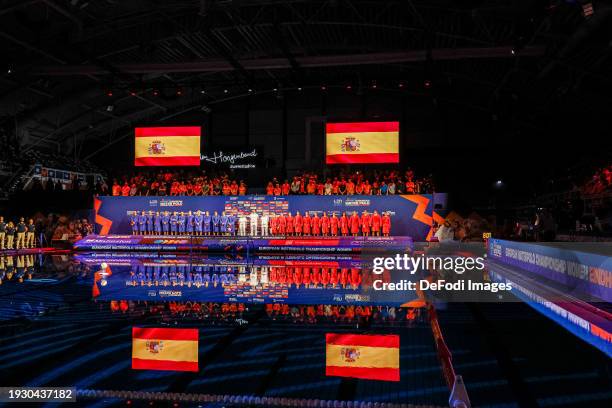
[132,327,199,372]
[326,121,399,164]
[135,126,201,166]
[325,333,400,381]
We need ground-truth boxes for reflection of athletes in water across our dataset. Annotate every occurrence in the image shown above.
[0,255,36,284]
[125,263,242,288]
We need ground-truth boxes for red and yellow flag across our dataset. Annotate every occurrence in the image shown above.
[134,126,201,166]
[325,333,400,381]
[131,327,199,372]
[326,122,399,164]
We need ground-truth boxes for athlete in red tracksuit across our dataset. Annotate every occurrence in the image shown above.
[340,212,349,236]
[361,211,371,236]
[285,212,294,236]
[382,212,391,236]
[321,212,330,236]
[350,211,360,236]
[371,210,381,236]
[303,213,311,236]
[294,211,303,236]
[311,213,321,236]
[270,215,277,235]
[278,213,287,235]
[330,213,339,236]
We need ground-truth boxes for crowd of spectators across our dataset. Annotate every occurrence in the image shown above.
[109,170,247,196]
[582,164,612,196]
[50,215,94,242]
[266,168,434,195]
[0,213,93,248]
[264,304,424,325]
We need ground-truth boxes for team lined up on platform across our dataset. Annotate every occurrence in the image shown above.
[0,217,37,250]
[129,210,392,236]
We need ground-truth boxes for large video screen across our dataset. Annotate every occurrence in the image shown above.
[326,121,399,164]
[134,126,201,166]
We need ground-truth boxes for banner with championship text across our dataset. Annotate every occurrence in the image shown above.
[488,239,612,302]
[326,122,399,164]
[325,333,400,381]
[93,194,447,240]
[135,126,201,167]
[131,327,199,372]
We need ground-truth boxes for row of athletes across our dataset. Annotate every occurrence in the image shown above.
[129,209,392,236]
[0,217,37,250]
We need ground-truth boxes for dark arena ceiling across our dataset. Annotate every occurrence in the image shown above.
[1,0,612,161]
